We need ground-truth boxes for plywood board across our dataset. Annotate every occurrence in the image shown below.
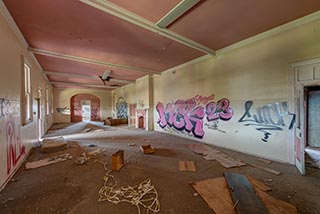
[25,153,71,170]
[249,163,281,175]
[204,153,246,168]
[42,137,68,152]
[179,161,196,172]
[247,175,272,192]
[192,176,297,214]
[224,172,268,214]
[185,144,210,155]
[191,177,236,214]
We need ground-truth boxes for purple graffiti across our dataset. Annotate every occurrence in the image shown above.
[156,96,233,138]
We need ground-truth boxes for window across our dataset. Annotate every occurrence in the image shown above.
[23,61,32,124]
[51,91,54,114]
[46,86,49,115]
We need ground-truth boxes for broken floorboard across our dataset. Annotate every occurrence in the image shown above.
[248,163,281,175]
[191,175,297,214]
[42,137,68,152]
[224,172,268,214]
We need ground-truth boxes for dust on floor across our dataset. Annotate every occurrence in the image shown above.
[0,122,319,214]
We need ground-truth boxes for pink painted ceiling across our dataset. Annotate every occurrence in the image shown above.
[168,0,320,49]
[4,0,320,90]
[108,0,181,23]
[35,54,145,81]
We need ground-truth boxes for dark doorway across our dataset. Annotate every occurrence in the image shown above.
[138,116,144,129]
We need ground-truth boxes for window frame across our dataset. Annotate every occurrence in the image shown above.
[22,57,33,125]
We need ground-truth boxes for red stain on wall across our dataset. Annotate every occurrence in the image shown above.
[6,118,25,175]
[70,94,101,122]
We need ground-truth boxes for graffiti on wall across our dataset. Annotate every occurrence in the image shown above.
[116,97,128,119]
[0,99,26,175]
[56,107,70,115]
[238,101,296,142]
[156,95,233,138]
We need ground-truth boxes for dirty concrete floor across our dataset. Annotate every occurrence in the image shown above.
[0,122,319,214]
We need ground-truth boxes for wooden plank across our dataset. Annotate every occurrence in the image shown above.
[224,172,268,214]
[179,161,196,172]
[25,153,71,170]
[191,177,236,214]
[186,161,196,172]
[42,137,68,152]
[179,161,186,171]
[185,144,209,155]
[112,150,124,171]
[192,176,297,214]
[249,163,281,175]
[258,158,272,164]
[247,175,272,192]
[256,188,298,214]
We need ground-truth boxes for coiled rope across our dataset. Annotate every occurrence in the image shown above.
[98,162,160,214]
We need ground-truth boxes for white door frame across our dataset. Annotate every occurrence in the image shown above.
[290,57,320,174]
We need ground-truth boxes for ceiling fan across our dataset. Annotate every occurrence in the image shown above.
[100,69,113,82]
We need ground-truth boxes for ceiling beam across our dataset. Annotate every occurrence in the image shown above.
[45,71,134,84]
[79,0,215,55]
[51,81,118,89]
[29,47,159,74]
[156,0,200,28]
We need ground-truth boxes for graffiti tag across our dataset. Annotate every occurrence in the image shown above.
[238,101,295,142]
[116,97,128,119]
[156,95,233,138]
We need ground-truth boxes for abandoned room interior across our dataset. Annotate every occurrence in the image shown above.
[0,0,320,213]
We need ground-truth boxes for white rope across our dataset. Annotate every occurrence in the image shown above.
[98,162,160,214]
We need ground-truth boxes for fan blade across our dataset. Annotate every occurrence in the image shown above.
[102,70,111,80]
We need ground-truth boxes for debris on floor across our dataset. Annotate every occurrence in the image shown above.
[75,152,90,165]
[81,128,92,133]
[248,163,281,175]
[179,161,197,172]
[42,137,69,152]
[191,173,297,214]
[112,150,124,171]
[128,143,136,146]
[25,153,72,170]
[224,172,268,214]
[98,163,160,214]
[186,144,245,168]
[87,148,106,156]
[88,144,97,147]
[258,158,272,164]
[140,145,155,154]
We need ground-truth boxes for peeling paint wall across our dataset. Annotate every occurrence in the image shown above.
[153,19,320,163]
[0,12,53,188]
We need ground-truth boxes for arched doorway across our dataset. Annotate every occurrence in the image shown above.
[138,116,144,129]
[70,94,101,122]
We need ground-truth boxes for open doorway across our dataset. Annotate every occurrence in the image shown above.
[293,59,320,175]
[305,86,320,170]
[81,100,91,122]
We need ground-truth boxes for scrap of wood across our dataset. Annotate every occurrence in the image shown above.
[192,176,297,214]
[224,172,268,214]
[255,188,298,214]
[249,163,281,175]
[247,175,272,192]
[112,150,124,171]
[204,153,246,168]
[185,144,209,155]
[88,148,106,156]
[258,158,272,164]
[179,161,196,172]
[140,145,155,154]
[25,153,72,170]
[191,177,236,214]
[42,137,68,152]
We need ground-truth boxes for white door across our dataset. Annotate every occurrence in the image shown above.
[295,85,306,175]
[81,100,91,122]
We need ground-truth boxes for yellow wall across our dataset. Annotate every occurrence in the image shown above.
[53,88,112,123]
[153,19,320,163]
[0,11,53,188]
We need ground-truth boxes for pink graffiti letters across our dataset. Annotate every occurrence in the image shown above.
[156,96,233,138]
